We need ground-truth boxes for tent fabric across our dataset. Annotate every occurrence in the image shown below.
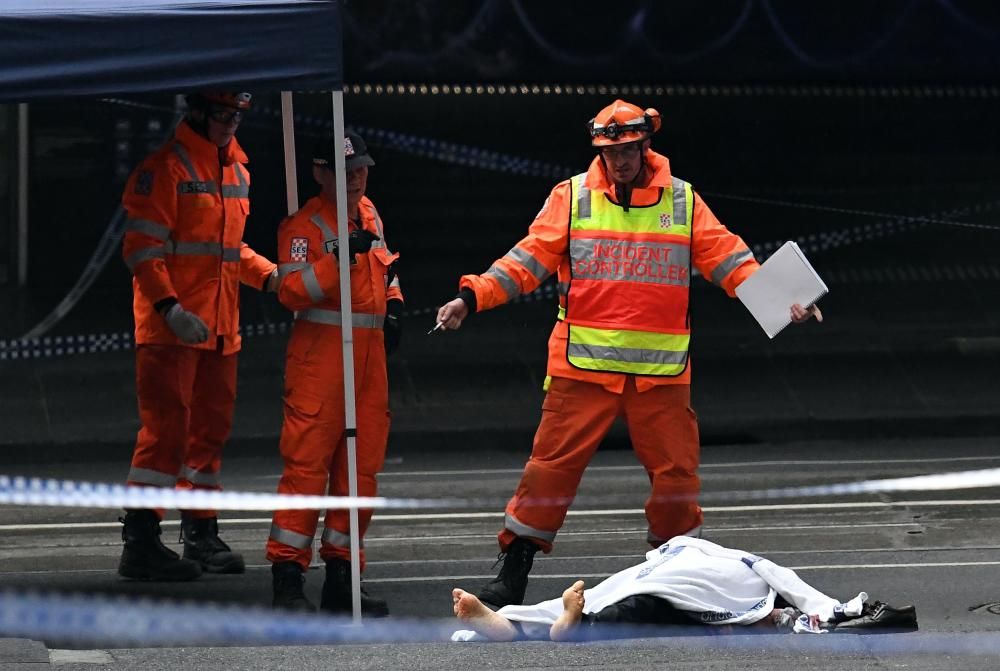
[0,0,342,102]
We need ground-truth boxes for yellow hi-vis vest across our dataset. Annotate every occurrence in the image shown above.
[564,173,694,376]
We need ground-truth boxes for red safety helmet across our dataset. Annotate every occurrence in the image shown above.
[587,99,661,147]
[187,91,252,110]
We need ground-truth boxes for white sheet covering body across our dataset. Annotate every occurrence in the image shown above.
[454,536,856,641]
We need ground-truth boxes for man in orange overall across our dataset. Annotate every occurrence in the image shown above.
[266,131,401,616]
[437,99,821,608]
[119,91,278,581]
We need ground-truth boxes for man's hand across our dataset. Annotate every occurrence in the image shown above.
[790,303,822,324]
[436,298,469,331]
[328,230,380,260]
[384,299,403,355]
[162,304,209,344]
[348,229,380,256]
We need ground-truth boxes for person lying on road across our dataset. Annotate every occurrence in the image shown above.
[451,536,917,642]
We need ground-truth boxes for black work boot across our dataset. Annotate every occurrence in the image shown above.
[118,509,202,581]
[271,562,317,612]
[180,516,246,574]
[477,537,540,608]
[320,558,389,617]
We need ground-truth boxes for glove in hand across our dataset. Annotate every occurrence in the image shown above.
[163,304,209,344]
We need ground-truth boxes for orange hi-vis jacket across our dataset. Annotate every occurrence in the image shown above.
[121,121,277,355]
[276,192,402,322]
[460,149,760,393]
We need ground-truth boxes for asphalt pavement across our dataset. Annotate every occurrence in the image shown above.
[2,437,1000,669]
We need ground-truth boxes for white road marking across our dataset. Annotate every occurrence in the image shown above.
[246,454,1000,480]
[2,498,997,532]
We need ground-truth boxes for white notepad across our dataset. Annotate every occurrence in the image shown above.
[735,241,829,339]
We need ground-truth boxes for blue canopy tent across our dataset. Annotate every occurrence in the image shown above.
[0,0,369,620]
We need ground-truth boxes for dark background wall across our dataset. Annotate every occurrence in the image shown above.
[0,1,998,449]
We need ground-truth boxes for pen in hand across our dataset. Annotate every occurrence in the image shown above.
[426,322,444,335]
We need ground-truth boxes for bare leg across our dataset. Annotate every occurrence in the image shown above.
[549,580,586,642]
[452,588,518,642]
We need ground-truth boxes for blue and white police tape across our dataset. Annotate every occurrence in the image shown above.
[3,467,1000,513]
[697,466,1000,504]
[4,590,1000,653]
[0,590,457,647]
[0,475,464,511]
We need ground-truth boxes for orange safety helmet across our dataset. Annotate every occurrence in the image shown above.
[587,99,661,147]
[187,91,253,110]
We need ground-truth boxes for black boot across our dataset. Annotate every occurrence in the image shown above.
[118,509,202,581]
[477,537,539,608]
[180,516,246,574]
[320,558,389,617]
[271,562,317,612]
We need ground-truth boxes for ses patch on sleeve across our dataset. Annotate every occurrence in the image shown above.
[134,170,155,196]
[290,237,309,262]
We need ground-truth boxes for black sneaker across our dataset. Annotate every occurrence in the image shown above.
[180,516,245,574]
[477,537,539,608]
[271,562,317,612]
[320,558,389,617]
[833,600,918,632]
[118,509,202,581]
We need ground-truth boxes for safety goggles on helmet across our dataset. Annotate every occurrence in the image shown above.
[588,99,662,147]
[207,107,245,124]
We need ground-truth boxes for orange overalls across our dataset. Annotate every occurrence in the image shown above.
[121,120,276,518]
[459,150,760,552]
[266,192,402,571]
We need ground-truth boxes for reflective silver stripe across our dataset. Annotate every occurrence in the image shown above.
[127,218,170,241]
[576,175,591,220]
[177,180,218,195]
[279,262,308,278]
[172,144,200,182]
[321,527,361,549]
[125,246,165,270]
[301,265,326,303]
[309,213,337,243]
[222,163,249,198]
[505,246,551,283]
[296,308,384,329]
[557,282,570,296]
[504,513,557,543]
[222,247,241,262]
[710,249,755,286]
[670,177,688,228]
[567,342,688,366]
[269,522,313,549]
[484,264,519,301]
[569,238,691,287]
[388,276,401,289]
[221,183,249,198]
[126,466,176,487]
[178,465,220,487]
[165,240,221,256]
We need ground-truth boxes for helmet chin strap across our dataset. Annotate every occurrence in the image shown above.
[610,153,647,213]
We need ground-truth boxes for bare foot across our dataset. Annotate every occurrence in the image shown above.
[549,580,586,642]
[452,588,518,642]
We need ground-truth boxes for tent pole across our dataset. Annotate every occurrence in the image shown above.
[280,92,299,214]
[330,89,362,623]
[16,103,28,287]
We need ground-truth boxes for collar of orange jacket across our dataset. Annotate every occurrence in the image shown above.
[317,191,374,231]
[584,148,672,195]
[175,120,248,167]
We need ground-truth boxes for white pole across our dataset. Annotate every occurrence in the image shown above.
[330,89,362,623]
[280,92,299,215]
[16,103,28,287]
